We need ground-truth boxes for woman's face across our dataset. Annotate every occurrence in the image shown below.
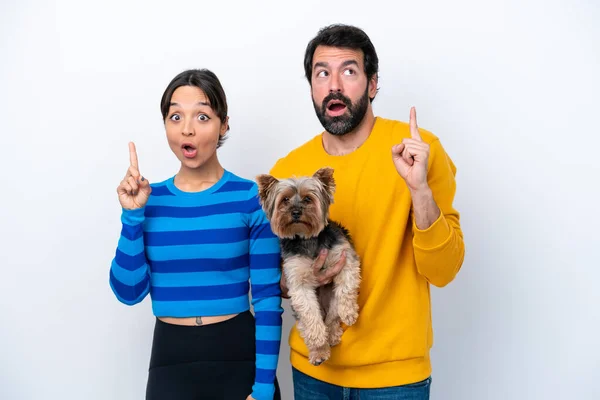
[164,85,227,169]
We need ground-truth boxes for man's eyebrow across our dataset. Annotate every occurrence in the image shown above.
[341,60,359,68]
[314,60,360,70]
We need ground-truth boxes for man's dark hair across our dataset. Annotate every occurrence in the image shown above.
[303,24,380,101]
[160,68,229,148]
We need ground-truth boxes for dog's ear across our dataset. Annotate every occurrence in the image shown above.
[256,174,279,202]
[255,174,279,216]
[313,167,336,201]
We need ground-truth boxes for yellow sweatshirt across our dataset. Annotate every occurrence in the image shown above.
[269,116,465,388]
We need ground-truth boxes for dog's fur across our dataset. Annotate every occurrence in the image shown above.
[256,167,361,366]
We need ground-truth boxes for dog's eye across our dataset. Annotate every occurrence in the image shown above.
[282,197,289,203]
[303,196,311,203]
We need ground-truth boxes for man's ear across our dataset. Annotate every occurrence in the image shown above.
[368,74,379,100]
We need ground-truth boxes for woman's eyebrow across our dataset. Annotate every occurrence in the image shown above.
[169,101,211,107]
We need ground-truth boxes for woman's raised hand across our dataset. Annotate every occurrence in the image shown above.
[117,142,152,210]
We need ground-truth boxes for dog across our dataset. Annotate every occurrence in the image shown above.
[256,167,361,366]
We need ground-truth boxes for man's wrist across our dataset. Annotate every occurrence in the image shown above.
[409,185,441,230]
[409,185,433,203]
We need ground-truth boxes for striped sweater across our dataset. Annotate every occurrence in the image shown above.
[108,170,283,400]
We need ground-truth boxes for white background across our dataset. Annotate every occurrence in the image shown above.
[1,0,599,399]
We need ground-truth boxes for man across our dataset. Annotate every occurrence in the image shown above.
[268,24,465,398]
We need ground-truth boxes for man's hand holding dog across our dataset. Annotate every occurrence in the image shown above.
[391,107,441,230]
[280,250,346,298]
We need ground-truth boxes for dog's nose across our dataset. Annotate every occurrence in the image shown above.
[291,210,301,220]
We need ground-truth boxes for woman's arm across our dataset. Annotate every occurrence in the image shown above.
[109,208,151,305]
[246,184,284,400]
[110,142,152,304]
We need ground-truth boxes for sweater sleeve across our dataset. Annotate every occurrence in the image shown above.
[246,184,284,400]
[412,138,465,287]
[109,207,151,305]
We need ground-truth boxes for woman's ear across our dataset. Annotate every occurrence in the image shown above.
[220,116,229,135]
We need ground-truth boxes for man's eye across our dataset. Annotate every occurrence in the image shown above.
[343,69,355,75]
[317,70,328,77]
[169,114,180,121]
[198,114,210,121]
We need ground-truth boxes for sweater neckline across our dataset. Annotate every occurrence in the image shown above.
[166,169,231,197]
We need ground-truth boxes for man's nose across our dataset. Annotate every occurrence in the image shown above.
[329,74,342,93]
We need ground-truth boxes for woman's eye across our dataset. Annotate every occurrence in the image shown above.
[169,114,180,121]
[197,114,210,121]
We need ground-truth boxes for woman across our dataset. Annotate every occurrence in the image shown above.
[109,69,283,400]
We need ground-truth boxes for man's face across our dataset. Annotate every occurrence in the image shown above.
[310,45,377,136]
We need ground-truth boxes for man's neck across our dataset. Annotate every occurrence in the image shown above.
[322,110,376,156]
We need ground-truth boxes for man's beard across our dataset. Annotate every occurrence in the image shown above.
[312,86,370,136]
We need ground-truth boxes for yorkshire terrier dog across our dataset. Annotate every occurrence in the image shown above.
[256,167,361,366]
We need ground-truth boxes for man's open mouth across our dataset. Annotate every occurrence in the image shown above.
[327,100,347,113]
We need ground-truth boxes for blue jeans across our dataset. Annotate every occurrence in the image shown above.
[292,368,431,400]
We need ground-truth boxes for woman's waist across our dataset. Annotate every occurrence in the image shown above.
[158,313,238,326]
[150,293,251,319]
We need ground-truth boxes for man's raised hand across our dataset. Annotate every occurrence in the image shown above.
[391,107,430,193]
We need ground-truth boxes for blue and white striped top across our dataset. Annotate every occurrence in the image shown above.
[109,170,283,400]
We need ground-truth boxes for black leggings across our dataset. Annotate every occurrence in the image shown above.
[145,311,281,400]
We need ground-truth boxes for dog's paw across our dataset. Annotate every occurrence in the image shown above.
[339,303,359,326]
[340,313,357,326]
[328,323,343,347]
[309,345,330,366]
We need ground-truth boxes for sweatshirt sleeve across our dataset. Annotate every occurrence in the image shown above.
[246,184,284,400]
[412,138,465,287]
[109,207,151,305]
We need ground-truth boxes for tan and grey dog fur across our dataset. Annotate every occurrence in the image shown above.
[256,167,361,366]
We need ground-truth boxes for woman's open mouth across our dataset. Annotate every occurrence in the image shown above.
[181,143,198,158]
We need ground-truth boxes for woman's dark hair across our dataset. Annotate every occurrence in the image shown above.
[303,24,380,101]
[160,68,229,148]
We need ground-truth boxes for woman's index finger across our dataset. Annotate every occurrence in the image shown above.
[129,142,139,168]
